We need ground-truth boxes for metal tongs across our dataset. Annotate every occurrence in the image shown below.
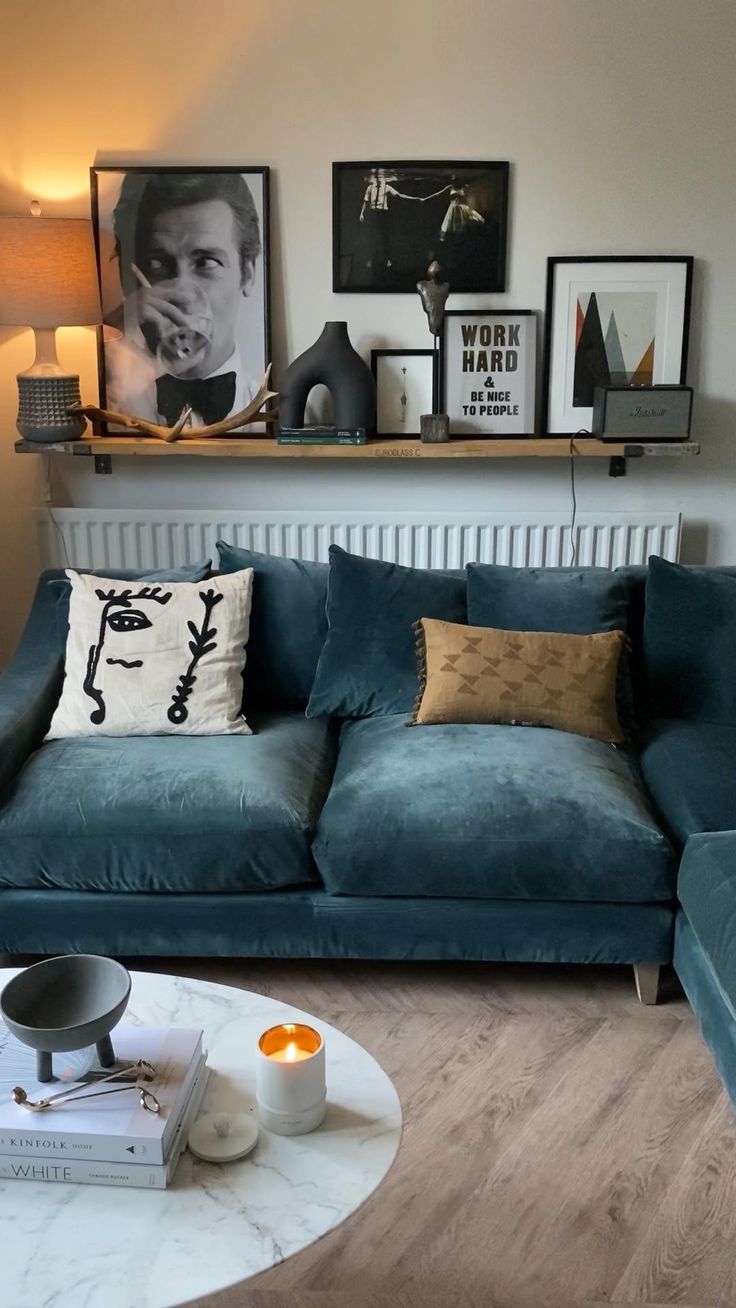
[11,1058,160,1114]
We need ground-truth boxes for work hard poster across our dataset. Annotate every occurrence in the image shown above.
[442,312,536,436]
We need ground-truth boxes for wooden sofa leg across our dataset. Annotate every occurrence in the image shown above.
[634,964,660,1005]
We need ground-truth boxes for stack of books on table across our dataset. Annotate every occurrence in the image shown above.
[0,1025,207,1189]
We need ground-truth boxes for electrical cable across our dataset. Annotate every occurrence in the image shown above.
[44,454,71,569]
[568,436,577,565]
[568,430,591,566]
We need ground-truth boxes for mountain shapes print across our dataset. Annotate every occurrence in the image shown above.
[573,291,655,407]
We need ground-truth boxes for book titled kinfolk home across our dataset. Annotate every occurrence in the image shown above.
[0,1056,208,1189]
[0,1026,203,1164]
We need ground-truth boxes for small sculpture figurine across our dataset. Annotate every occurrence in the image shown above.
[416,261,451,441]
[417,260,450,342]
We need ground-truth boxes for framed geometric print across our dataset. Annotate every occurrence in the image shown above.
[542,255,693,436]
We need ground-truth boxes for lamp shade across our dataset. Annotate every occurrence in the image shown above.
[0,216,101,328]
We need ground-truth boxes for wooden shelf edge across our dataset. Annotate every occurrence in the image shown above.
[14,436,701,461]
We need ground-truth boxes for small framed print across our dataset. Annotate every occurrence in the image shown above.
[371,349,437,436]
[90,164,271,433]
[542,255,694,436]
[440,310,536,436]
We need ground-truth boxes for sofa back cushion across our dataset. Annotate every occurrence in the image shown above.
[466,563,631,634]
[217,541,328,707]
[644,557,736,724]
[467,562,634,730]
[306,546,467,718]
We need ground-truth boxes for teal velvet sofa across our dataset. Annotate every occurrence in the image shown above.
[1,553,735,1109]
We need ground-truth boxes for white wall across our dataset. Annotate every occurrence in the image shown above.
[1,0,734,662]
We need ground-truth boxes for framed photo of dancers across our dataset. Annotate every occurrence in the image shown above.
[332,160,509,293]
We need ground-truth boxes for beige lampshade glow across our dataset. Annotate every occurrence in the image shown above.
[0,216,101,328]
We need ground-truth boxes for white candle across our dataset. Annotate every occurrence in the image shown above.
[268,1042,313,1063]
[256,1022,326,1136]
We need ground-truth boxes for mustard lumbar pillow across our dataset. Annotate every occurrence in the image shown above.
[411,618,626,743]
[47,568,254,738]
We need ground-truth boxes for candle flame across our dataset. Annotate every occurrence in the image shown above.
[284,1041,299,1062]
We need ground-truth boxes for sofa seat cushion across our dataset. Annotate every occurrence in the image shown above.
[312,714,674,900]
[638,719,736,843]
[678,832,736,1020]
[0,711,337,893]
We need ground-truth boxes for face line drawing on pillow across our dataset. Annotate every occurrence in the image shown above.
[84,586,173,725]
[168,588,224,726]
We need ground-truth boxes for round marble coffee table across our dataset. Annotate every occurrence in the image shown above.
[0,968,402,1308]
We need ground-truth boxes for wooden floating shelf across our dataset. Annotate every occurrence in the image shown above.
[14,436,701,461]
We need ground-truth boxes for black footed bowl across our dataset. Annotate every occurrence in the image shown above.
[0,954,131,1082]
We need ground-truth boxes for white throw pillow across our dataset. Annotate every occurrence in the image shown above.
[47,568,254,738]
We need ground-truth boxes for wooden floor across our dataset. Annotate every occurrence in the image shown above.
[10,956,736,1307]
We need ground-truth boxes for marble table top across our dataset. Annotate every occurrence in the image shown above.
[0,968,402,1308]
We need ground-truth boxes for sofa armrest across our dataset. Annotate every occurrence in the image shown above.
[0,573,66,793]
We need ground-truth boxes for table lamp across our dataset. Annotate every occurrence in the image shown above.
[0,204,101,442]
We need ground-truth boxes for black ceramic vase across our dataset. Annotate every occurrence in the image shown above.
[279,321,376,431]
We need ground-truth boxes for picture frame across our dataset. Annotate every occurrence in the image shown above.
[440,310,537,437]
[371,349,437,436]
[90,164,271,434]
[333,160,509,294]
[542,255,693,436]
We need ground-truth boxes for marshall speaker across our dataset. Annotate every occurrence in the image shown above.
[593,385,693,442]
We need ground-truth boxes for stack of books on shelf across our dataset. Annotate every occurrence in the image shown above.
[278,425,368,445]
[0,1025,207,1189]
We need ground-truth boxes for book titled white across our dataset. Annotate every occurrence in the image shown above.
[0,1056,210,1190]
[0,1026,202,1164]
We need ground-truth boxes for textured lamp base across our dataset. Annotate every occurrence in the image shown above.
[17,373,86,443]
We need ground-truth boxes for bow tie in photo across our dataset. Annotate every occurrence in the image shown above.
[156,372,237,426]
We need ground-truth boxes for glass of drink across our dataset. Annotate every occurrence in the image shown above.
[154,281,213,377]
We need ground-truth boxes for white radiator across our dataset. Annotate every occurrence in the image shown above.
[38,509,681,571]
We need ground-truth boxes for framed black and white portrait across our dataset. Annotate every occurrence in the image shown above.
[440,310,536,436]
[90,165,270,433]
[333,161,509,293]
[371,349,437,435]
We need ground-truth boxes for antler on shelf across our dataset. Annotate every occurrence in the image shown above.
[69,364,279,442]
